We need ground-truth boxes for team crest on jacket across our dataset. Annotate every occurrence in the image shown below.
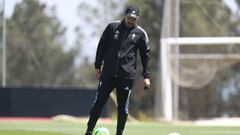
[131,33,136,40]
[114,30,120,40]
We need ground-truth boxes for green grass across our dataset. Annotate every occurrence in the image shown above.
[0,120,240,135]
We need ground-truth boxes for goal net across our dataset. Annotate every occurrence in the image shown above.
[157,0,240,121]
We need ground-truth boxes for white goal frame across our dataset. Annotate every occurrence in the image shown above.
[160,37,240,122]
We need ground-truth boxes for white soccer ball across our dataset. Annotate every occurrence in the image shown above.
[93,127,110,135]
[168,132,180,135]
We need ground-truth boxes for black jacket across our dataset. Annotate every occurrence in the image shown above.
[95,20,150,79]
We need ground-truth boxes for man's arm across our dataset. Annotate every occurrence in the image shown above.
[138,35,151,89]
[139,38,150,78]
[94,24,111,70]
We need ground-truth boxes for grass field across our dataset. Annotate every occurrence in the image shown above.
[0,120,240,135]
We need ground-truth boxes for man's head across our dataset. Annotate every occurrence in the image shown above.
[124,5,140,28]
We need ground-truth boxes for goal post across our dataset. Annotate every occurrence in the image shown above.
[155,0,240,122]
[160,37,240,122]
[163,37,240,45]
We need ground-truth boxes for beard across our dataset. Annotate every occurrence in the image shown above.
[125,22,135,28]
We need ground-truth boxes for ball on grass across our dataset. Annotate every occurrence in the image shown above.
[93,127,110,135]
[168,132,180,135]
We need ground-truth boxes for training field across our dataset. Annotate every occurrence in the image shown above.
[0,121,240,135]
[0,120,240,135]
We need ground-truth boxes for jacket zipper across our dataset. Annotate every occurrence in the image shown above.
[114,30,127,77]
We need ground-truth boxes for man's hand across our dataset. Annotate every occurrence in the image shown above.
[95,69,102,80]
[143,78,151,90]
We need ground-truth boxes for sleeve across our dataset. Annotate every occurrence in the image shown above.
[138,32,150,78]
[94,24,111,69]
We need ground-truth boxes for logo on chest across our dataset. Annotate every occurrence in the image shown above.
[131,33,136,40]
[114,30,120,40]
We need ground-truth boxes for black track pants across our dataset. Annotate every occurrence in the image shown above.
[85,76,134,135]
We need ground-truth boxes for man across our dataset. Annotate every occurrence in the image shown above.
[85,5,150,135]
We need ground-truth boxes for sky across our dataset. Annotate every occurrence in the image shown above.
[224,0,238,13]
[3,0,239,62]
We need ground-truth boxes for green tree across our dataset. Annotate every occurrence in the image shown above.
[0,5,3,84]
[181,0,231,37]
[216,0,240,118]
[233,0,240,36]
[6,0,78,86]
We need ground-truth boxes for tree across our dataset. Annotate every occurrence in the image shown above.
[215,0,240,117]
[0,5,3,84]
[6,0,79,86]
[232,0,240,36]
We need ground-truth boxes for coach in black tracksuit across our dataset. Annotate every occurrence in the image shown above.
[85,5,151,135]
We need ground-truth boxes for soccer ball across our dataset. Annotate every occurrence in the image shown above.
[93,127,110,135]
[168,132,180,135]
